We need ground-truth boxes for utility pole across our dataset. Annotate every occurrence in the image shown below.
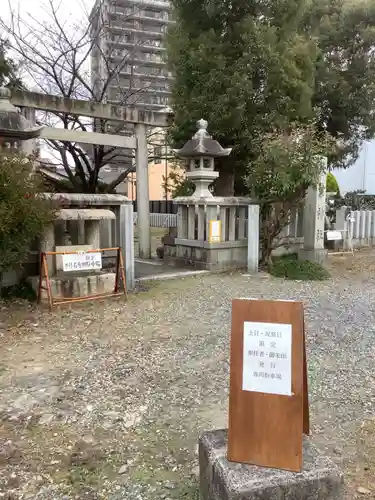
[135,123,151,259]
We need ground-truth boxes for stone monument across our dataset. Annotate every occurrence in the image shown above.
[163,119,259,271]
[299,162,328,265]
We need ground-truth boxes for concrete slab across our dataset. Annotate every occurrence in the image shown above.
[135,259,209,281]
[199,430,344,500]
[135,259,174,279]
[30,272,116,300]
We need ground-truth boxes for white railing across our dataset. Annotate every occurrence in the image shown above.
[104,206,375,257]
[336,209,375,248]
[133,212,177,228]
[279,206,304,240]
[132,208,303,235]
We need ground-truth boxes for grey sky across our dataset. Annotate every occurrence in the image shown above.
[2,0,97,91]
[4,0,373,192]
[3,0,95,23]
[2,0,97,162]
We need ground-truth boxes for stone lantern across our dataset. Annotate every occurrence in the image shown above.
[161,118,259,273]
[173,119,232,198]
[0,86,43,151]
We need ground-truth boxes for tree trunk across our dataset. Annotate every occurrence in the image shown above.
[260,236,273,268]
[213,157,235,196]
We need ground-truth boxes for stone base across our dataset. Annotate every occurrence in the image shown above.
[30,272,116,300]
[298,248,328,266]
[163,241,248,271]
[199,430,343,500]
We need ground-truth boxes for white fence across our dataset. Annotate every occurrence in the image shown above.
[117,207,375,249]
[133,212,177,228]
[266,206,375,250]
[279,206,304,239]
[98,205,375,259]
[280,206,375,250]
[132,209,304,237]
[337,209,375,248]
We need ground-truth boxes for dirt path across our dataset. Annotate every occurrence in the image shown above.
[0,254,374,499]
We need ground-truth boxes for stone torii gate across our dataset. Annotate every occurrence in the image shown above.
[2,87,170,260]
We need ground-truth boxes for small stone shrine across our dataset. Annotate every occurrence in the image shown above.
[32,205,117,300]
[163,119,256,271]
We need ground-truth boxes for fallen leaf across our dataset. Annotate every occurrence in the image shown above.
[357,486,371,495]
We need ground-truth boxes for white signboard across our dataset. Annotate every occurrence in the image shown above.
[326,230,343,241]
[242,321,292,396]
[209,220,221,243]
[62,252,102,272]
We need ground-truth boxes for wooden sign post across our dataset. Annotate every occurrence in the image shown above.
[228,298,309,472]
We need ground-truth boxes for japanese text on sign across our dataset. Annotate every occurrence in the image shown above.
[242,321,292,396]
[62,252,102,272]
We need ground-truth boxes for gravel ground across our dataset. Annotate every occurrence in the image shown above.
[0,252,374,499]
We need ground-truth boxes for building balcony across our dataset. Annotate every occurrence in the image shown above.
[110,0,172,13]
[108,98,170,111]
[110,25,166,38]
[117,68,173,81]
[109,84,171,96]
[108,54,166,67]
[129,13,173,25]
[108,9,172,23]
[109,39,166,53]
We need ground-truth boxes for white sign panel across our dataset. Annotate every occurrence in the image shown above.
[62,252,102,272]
[242,321,292,396]
[326,230,343,241]
[209,220,221,242]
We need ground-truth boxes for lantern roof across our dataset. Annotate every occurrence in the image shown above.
[173,119,232,158]
[0,86,44,140]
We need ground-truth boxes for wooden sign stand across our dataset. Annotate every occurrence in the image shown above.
[38,247,127,311]
[228,299,309,472]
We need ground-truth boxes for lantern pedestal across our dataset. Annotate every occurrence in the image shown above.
[163,197,255,271]
[186,170,219,198]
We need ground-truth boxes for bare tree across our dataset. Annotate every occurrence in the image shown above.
[1,0,171,193]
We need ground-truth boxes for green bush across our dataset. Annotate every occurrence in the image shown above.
[269,254,330,281]
[1,280,37,301]
[0,152,56,275]
[326,172,340,195]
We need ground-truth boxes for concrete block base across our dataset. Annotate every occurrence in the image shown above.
[163,242,248,271]
[298,248,328,266]
[30,272,116,300]
[199,430,343,500]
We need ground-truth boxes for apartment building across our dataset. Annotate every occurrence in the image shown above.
[90,0,173,109]
[89,0,174,197]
